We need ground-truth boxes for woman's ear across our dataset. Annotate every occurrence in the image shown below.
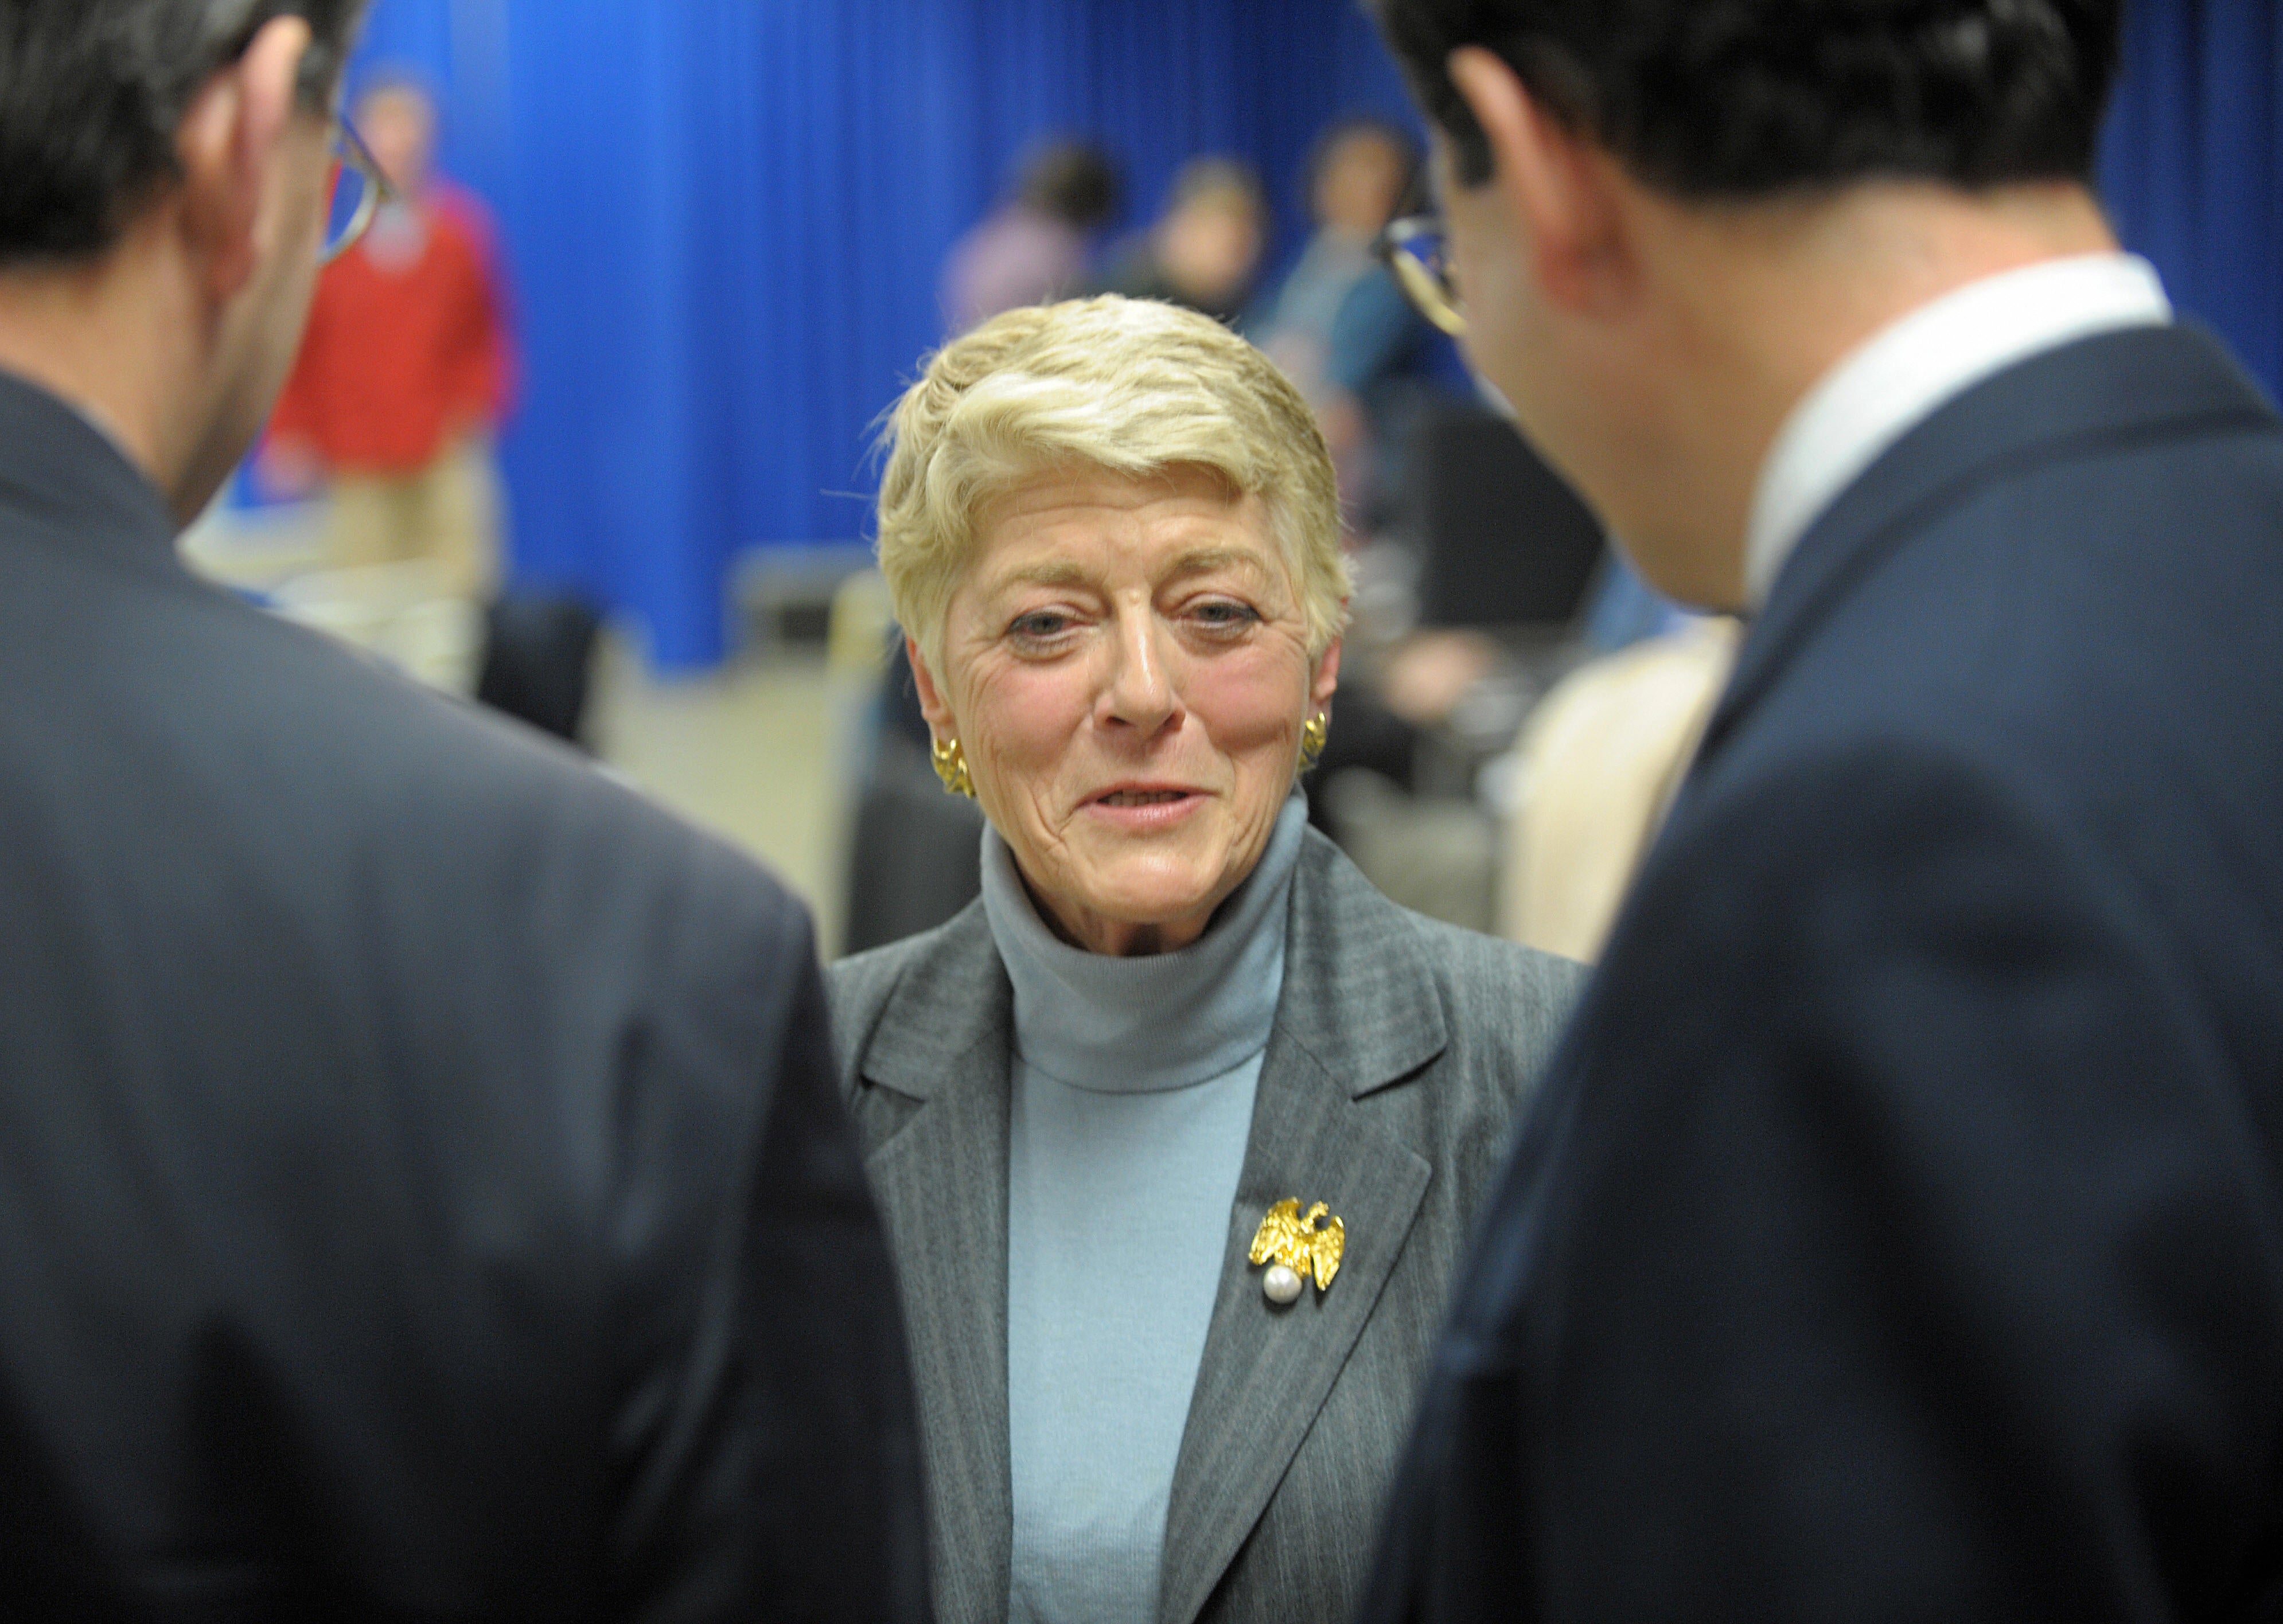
[906,633,957,736]
[1310,634,1343,712]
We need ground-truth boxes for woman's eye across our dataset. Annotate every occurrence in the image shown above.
[1008,611,1073,641]
[1190,600,1259,633]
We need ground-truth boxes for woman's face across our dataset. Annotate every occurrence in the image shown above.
[913,464,1339,957]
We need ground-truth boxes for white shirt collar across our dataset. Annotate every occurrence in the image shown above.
[1743,252,2172,607]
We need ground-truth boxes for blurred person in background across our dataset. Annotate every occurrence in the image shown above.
[835,295,1580,1624]
[1498,614,1742,962]
[1360,0,2283,1617]
[0,2,924,1614]
[263,72,513,602]
[1258,117,1431,525]
[943,138,1123,333]
[1099,157,1267,327]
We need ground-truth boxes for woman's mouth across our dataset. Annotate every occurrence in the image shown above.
[1085,786,1206,827]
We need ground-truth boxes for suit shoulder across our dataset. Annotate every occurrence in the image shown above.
[1392,914,1582,1154]
[823,904,985,1079]
[1291,844,1577,1214]
[1760,415,2283,766]
[825,928,934,1033]
[1289,830,1581,1145]
[1407,909,1588,1047]
[1298,825,1584,1052]
[1647,729,2146,990]
[165,587,810,963]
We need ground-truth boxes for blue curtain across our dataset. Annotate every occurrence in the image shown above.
[341,1,2283,670]
[2100,1,2283,403]
[343,0,1418,669]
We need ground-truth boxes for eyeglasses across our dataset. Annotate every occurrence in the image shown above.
[321,115,399,265]
[1373,213,1465,338]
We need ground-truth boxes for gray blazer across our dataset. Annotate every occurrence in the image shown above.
[827,826,1583,1624]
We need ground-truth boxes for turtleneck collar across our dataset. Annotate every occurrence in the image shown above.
[980,791,1307,1094]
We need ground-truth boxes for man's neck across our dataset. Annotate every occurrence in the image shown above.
[1640,181,2117,607]
[0,232,199,512]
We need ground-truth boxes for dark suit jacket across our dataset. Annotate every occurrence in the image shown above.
[1361,324,2283,1622]
[0,370,926,1622]
[827,828,1583,1624]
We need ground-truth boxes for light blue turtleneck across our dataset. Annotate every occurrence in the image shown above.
[983,793,1308,1624]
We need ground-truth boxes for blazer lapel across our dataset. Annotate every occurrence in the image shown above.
[1155,837,1441,1624]
[858,916,1015,1624]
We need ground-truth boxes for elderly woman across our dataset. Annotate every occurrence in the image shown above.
[829,296,1580,1624]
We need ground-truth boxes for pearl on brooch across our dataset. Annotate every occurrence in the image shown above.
[1262,1263,1303,1305]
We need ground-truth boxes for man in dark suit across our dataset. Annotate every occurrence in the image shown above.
[1359,1,2283,1618]
[0,3,925,1617]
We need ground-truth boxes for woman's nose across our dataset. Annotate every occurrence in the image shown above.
[1098,612,1181,737]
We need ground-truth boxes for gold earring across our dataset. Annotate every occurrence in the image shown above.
[932,736,976,798]
[1299,712,1329,771]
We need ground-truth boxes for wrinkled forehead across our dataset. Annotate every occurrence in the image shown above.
[965,464,1289,592]
[978,459,1245,524]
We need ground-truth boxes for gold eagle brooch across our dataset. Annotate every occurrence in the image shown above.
[1249,1199,1345,1305]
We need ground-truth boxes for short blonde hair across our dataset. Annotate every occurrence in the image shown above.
[875,296,1350,673]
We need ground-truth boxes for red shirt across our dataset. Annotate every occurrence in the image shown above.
[270,184,515,475]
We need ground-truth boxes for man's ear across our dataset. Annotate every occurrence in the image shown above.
[174,17,314,302]
[1447,45,1634,315]
[906,633,958,739]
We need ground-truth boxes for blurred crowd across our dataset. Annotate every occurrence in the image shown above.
[231,85,1733,972]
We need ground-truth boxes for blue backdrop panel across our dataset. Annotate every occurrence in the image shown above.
[345,0,1415,669]
[2101,0,2283,406]
[342,0,2282,670]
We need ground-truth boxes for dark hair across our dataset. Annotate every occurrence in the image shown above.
[1307,115,1421,196]
[1369,0,2123,198]
[1018,141,1123,231]
[350,62,441,120]
[1169,155,1265,216]
[0,0,366,266]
